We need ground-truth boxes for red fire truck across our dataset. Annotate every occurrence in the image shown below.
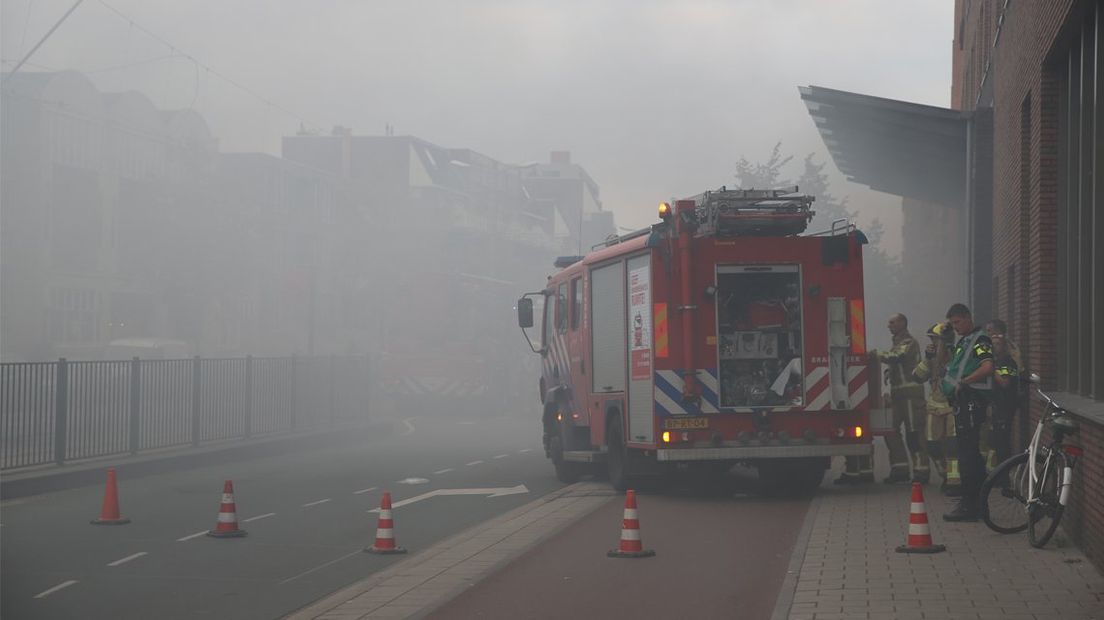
[516,188,874,493]
[375,271,517,418]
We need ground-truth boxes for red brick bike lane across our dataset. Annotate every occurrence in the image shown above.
[427,486,813,620]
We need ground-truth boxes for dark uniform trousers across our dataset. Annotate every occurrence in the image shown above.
[953,390,988,505]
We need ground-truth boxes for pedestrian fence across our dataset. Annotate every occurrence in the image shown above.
[0,355,372,471]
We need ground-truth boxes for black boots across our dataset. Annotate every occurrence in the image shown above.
[942,499,979,522]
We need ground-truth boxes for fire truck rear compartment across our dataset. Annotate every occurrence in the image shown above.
[715,266,803,408]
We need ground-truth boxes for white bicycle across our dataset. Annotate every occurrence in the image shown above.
[979,374,1082,548]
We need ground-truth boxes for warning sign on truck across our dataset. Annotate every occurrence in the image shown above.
[629,266,651,380]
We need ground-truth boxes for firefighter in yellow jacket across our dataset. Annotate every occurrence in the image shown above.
[913,321,961,496]
[877,314,928,484]
[834,313,924,486]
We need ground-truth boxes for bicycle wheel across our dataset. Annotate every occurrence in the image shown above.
[1028,452,1066,548]
[980,452,1030,534]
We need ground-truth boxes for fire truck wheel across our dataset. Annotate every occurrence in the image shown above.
[606,418,631,492]
[550,425,583,484]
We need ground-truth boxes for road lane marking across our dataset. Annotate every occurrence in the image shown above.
[493,454,509,459]
[279,550,363,585]
[433,468,454,475]
[302,499,331,508]
[401,418,417,435]
[466,460,483,466]
[33,580,78,598]
[518,448,532,453]
[369,485,530,511]
[176,530,208,542]
[396,477,429,485]
[243,512,276,523]
[107,552,148,567]
[353,486,377,495]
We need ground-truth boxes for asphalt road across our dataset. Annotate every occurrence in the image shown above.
[428,473,812,620]
[1,413,563,620]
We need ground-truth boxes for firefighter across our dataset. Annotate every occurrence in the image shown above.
[875,314,927,484]
[941,303,995,522]
[913,321,960,496]
[986,319,1021,467]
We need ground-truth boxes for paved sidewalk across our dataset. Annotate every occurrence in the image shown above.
[779,480,1104,620]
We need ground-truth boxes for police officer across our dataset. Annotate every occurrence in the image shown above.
[986,319,1021,467]
[941,303,995,522]
[913,322,960,496]
[877,314,927,484]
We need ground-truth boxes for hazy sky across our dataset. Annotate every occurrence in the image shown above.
[2,0,953,253]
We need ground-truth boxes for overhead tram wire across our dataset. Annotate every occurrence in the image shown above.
[94,0,324,134]
[2,0,85,83]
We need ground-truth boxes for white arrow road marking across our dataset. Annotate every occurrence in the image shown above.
[243,512,276,523]
[302,499,331,508]
[353,486,377,495]
[369,485,530,512]
[465,460,483,466]
[107,552,147,567]
[433,468,454,475]
[176,530,208,542]
[34,580,78,598]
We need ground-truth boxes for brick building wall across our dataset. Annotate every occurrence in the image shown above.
[953,0,1104,571]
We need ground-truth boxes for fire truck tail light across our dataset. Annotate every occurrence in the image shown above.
[571,412,580,420]
[662,431,671,443]
[853,426,863,438]
[556,413,563,422]
[659,202,672,221]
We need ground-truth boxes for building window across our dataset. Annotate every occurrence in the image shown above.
[1055,3,1103,400]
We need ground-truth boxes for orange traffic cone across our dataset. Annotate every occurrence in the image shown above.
[896,482,945,553]
[607,489,655,558]
[90,468,130,525]
[206,480,247,538]
[365,491,407,554]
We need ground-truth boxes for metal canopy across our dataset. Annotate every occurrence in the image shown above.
[799,85,969,207]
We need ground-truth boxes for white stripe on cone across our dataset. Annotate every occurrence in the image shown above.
[623,509,638,519]
[218,512,237,523]
[379,509,392,519]
[911,502,925,513]
[222,494,233,503]
[375,528,394,538]
[909,524,931,535]
[620,529,641,541]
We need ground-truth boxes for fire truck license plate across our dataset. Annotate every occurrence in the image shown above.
[664,417,709,430]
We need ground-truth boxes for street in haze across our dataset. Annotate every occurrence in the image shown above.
[4,2,1104,619]
[1,415,558,620]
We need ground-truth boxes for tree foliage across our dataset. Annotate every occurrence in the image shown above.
[733,142,903,349]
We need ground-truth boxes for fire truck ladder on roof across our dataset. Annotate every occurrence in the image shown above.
[694,187,816,237]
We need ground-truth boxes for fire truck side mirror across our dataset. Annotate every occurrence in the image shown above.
[517,297,534,329]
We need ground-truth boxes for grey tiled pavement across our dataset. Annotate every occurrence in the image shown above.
[782,480,1104,620]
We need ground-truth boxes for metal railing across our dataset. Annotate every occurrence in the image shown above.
[0,355,372,471]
